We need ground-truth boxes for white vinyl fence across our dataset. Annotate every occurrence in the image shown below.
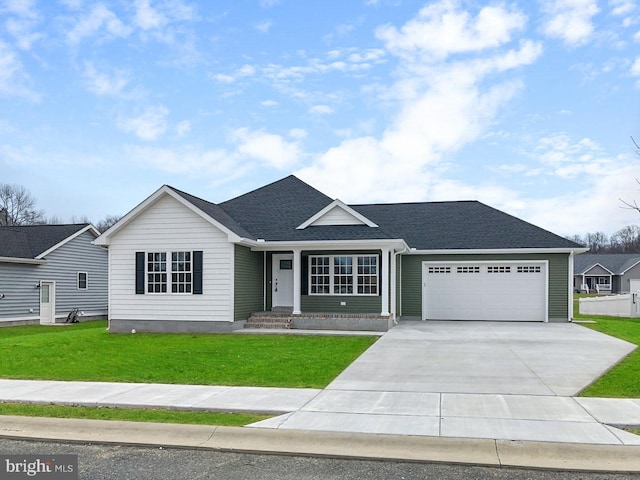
[579,294,640,318]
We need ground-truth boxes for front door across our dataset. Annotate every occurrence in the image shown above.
[39,281,55,324]
[272,254,294,308]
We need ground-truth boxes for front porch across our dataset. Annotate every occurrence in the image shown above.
[245,309,394,332]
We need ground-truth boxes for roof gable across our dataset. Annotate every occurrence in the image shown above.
[297,199,378,229]
[574,254,640,275]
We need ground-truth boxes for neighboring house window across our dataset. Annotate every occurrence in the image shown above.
[309,255,378,295]
[136,251,203,295]
[77,272,88,290]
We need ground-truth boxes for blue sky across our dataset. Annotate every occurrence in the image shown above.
[1,0,639,236]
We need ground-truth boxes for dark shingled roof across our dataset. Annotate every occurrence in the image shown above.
[574,253,640,275]
[353,201,583,250]
[164,175,583,250]
[0,224,91,259]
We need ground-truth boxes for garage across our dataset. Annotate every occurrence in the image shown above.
[422,261,547,322]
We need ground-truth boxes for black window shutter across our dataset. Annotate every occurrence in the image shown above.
[135,252,145,294]
[193,250,203,294]
[301,255,308,295]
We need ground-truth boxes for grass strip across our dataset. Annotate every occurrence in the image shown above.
[0,402,271,426]
[0,320,376,388]
[577,316,640,398]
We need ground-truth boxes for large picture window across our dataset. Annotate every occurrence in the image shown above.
[309,255,378,295]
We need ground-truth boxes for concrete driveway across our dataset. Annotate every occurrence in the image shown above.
[327,321,636,396]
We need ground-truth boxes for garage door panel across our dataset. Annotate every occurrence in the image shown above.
[423,262,546,322]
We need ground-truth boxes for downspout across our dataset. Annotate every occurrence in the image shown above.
[392,246,408,324]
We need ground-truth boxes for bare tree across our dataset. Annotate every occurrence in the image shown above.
[610,225,640,253]
[584,231,609,253]
[95,214,121,233]
[620,137,640,214]
[0,184,45,226]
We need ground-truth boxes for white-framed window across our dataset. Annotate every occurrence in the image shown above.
[309,255,378,295]
[147,251,193,294]
[147,252,167,293]
[77,272,88,290]
[171,251,192,293]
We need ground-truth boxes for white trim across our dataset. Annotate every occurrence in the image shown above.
[37,225,100,259]
[421,260,549,323]
[94,186,242,246]
[409,247,589,255]
[619,259,640,275]
[308,254,380,296]
[568,251,574,320]
[77,271,88,290]
[381,248,390,316]
[247,239,407,251]
[0,256,46,265]
[229,243,235,322]
[296,199,378,229]
[293,249,302,315]
[579,262,615,275]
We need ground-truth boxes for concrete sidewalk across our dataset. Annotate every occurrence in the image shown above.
[0,379,639,446]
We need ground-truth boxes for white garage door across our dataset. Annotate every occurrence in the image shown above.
[422,262,547,322]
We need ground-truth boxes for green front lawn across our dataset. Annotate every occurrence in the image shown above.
[0,320,376,388]
[578,316,640,398]
[0,402,270,426]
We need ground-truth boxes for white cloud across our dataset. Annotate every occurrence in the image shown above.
[632,56,640,76]
[126,145,234,175]
[289,128,307,139]
[609,0,636,16]
[133,0,165,30]
[230,128,302,169]
[541,0,599,47]
[375,1,526,62]
[176,120,191,136]
[82,62,131,96]
[0,40,39,101]
[261,99,278,107]
[117,105,169,141]
[309,105,333,115]
[67,3,131,45]
[259,0,280,7]
[1,0,43,50]
[255,20,272,33]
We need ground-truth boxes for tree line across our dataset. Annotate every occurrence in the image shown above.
[566,226,640,254]
[0,183,120,233]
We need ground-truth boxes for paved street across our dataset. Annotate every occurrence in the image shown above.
[1,438,638,480]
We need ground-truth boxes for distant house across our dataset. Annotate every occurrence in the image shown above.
[573,253,640,294]
[95,176,585,333]
[0,224,108,325]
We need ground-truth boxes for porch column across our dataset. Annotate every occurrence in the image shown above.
[381,247,390,316]
[293,248,302,315]
[390,250,397,320]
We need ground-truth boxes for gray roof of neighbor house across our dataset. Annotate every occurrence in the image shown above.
[168,175,582,250]
[0,224,92,259]
[574,253,640,275]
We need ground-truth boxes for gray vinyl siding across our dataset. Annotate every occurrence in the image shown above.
[0,263,40,320]
[621,263,640,293]
[234,245,264,321]
[0,230,108,321]
[37,231,108,318]
[400,253,570,322]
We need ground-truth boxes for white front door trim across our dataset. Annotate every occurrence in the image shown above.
[272,253,294,308]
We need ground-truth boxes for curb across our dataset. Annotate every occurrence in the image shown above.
[1,416,640,472]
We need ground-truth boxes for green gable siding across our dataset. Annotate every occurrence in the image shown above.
[234,245,264,321]
[399,253,570,322]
